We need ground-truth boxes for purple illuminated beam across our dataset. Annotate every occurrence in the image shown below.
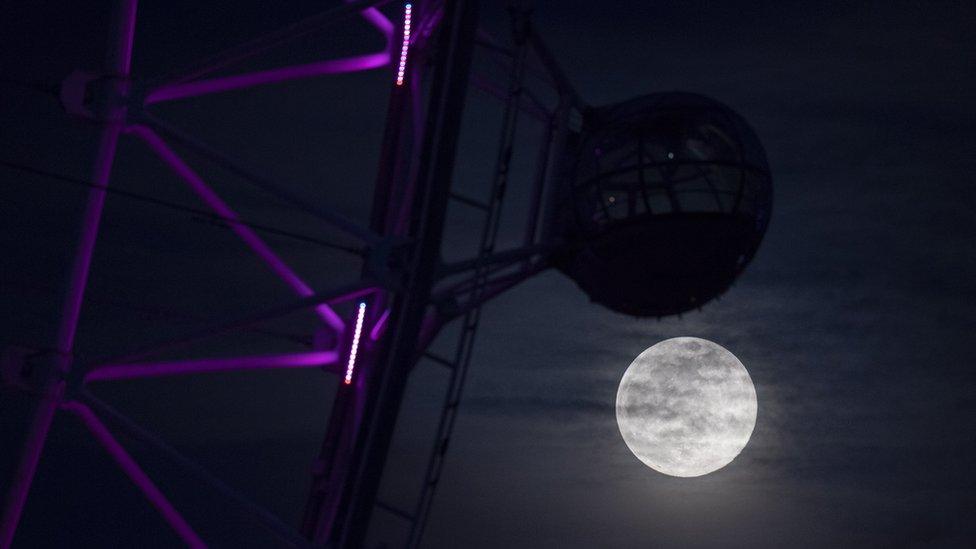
[87,281,379,370]
[128,125,344,333]
[146,53,389,103]
[369,308,390,341]
[146,3,394,104]
[0,1,138,544]
[61,402,206,548]
[86,350,341,383]
[357,2,395,37]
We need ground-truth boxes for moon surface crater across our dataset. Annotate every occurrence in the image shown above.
[616,337,757,477]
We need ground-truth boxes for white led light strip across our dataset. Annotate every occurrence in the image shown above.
[344,302,367,384]
[395,3,412,86]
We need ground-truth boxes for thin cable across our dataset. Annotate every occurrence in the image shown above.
[0,77,59,97]
[0,159,364,256]
[2,278,312,347]
[151,0,393,87]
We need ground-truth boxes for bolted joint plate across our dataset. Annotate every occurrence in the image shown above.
[1,346,63,396]
[60,68,144,122]
[363,237,414,291]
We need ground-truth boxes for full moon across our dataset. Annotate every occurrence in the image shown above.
[616,337,757,477]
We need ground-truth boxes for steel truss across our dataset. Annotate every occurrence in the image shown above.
[1,1,585,547]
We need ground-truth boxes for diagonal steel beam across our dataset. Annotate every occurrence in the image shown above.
[129,124,345,333]
[61,401,206,548]
[141,113,381,245]
[78,390,314,547]
[85,350,341,383]
[85,281,378,371]
[148,0,395,93]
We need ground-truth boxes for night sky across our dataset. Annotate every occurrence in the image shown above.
[2,1,975,547]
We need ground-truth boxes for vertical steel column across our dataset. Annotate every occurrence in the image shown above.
[522,111,554,251]
[406,11,531,546]
[539,97,574,244]
[300,4,418,542]
[0,2,138,545]
[301,1,480,546]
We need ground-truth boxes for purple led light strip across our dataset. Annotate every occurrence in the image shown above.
[396,3,413,86]
[344,302,367,384]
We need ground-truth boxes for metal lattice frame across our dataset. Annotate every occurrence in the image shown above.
[1,1,585,547]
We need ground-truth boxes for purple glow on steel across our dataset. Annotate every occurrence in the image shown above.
[344,302,367,384]
[330,285,382,305]
[128,125,344,333]
[395,4,413,86]
[146,2,395,104]
[0,382,66,547]
[0,1,139,544]
[369,308,390,341]
[86,351,340,383]
[61,402,205,547]
[358,3,395,38]
[147,53,390,103]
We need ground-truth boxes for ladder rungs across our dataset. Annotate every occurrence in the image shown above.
[423,352,455,369]
[376,500,415,522]
[449,192,490,211]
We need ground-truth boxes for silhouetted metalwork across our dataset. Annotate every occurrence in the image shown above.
[556,92,773,317]
[1,1,772,547]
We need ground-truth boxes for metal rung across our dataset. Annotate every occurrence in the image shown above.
[376,500,414,522]
[474,37,514,58]
[423,351,455,369]
[449,192,489,211]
